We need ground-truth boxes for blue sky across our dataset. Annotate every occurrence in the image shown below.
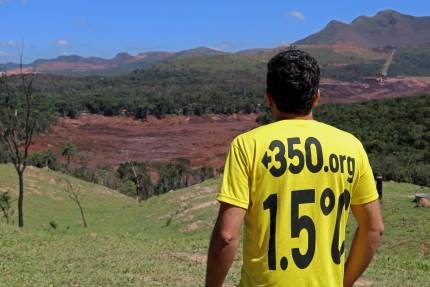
[1,0,429,63]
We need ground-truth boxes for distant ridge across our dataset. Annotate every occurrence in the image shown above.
[1,10,429,76]
[1,47,226,76]
[173,47,228,59]
[295,10,430,48]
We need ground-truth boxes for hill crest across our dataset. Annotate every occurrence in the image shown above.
[295,10,430,48]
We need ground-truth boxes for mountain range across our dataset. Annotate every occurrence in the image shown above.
[295,10,430,48]
[1,10,429,76]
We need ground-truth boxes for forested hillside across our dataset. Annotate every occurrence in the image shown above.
[3,51,425,119]
[257,95,430,186]
[389,45,430,76]
[317,95,429,185]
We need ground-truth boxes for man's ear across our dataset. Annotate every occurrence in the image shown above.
[266,93,273,108]
[312,89,320,108]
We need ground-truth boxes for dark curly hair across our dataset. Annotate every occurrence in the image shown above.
[266,49,320,115]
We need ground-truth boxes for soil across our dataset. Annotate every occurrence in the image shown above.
[320,77,430,103]
[30,76,430,169]
[30,113,258,169]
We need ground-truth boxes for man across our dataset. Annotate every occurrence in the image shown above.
[206,49,384,287]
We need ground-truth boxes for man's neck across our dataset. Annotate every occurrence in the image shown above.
[275,112,314,121]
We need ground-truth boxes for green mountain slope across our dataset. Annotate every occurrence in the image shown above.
[0,164,429,286]
[389,44,430,76]
[22,45,392,118]
[0,165,239,286]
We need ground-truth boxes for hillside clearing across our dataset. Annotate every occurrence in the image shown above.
[0,164,429,286]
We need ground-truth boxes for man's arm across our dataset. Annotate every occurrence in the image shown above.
[206,202,246,287]
[344,200,384,287]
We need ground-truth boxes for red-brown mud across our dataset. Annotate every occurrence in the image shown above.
[30,76,430,169]
[30,114,258,169]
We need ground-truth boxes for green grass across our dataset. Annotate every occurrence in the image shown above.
[0,164,429,286]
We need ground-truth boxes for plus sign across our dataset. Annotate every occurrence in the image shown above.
[262,151,272,169]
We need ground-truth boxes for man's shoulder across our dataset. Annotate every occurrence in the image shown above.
[314,121,363,144]
[233,120,363,146]
[230,121,278,148]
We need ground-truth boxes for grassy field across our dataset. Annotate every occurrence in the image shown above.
[0,164,429,286]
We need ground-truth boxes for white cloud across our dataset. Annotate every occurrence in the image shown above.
[280,40,290,46]
[289,10,306,21]
[0,40,18,47]
[212,41,234,51]
[55,39,69,46]
[0,50,18,62]
[0,0,28,5]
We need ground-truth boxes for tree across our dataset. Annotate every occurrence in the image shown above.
[64,179,88,227]
[29,149,57,169]
[62,142,76,169]
[124,153,145,201]
[0,191,14,224]
[0,63,50,227]
[117,159,153,201]
[175,158,192,187]
[128,160,143,201]
[134,105,149,120]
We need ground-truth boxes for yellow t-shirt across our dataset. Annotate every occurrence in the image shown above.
[217,119,379,287]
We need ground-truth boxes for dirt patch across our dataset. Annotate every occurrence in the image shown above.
[26,180,42,195]
[320,77,430,104]
[88,232,99,240]
[182,220,205,233]
[191,201,218,211]
[30,114,258,169]
[355,279,374,286]
[179,187,215,202]
[381,239,409,251]
[0,187,10,193]
[200,187,216,194]
[176,200,218,219]
[179,192,197,203]
[170,252,207,264]
[419,244,429,257]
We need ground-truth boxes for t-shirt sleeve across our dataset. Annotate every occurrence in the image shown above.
[351,144,379,205]
[216,140,250,210]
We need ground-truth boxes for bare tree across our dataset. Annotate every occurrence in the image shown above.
[64,179,88,227]
[0,59,37,228]
[125,151,143,202]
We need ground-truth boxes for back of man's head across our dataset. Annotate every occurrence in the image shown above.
[267,49,320,115]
